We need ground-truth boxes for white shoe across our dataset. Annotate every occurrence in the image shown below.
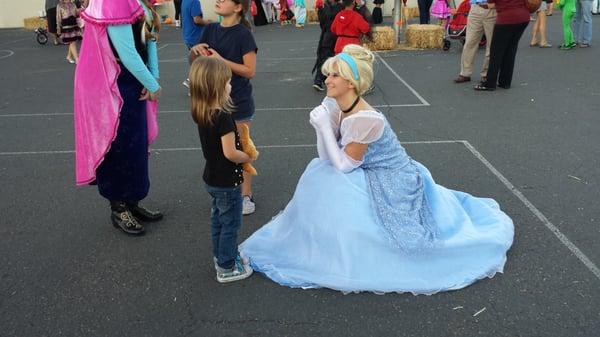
[182,78,190,88]
[242,195,255,215]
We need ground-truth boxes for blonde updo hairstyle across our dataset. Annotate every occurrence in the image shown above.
[321,44,375,96]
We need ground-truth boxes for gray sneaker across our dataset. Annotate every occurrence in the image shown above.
[216,259,253,283]
[213,254,249,270]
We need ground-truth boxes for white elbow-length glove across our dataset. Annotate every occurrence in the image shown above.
[311,97,342,161]
[309,105,362,173]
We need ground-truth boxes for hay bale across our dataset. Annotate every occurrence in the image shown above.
[405,7,420,19]
[363,26,397,51]
[23,17,46,30]
[307,9,318,23]
[405,24,444,49]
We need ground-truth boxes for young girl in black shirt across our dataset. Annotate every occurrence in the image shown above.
[190,57,255,283]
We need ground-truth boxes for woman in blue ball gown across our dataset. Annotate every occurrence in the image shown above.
[240,44,514,295]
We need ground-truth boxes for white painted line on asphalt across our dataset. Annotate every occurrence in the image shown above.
[0,140,463,156]
[376,54,430,106]
[0,113,73,117]
[260,57,315,60]
[0,50,15,60]
[159,57,187,63]
[0,104,427,118]
[157,43,169,51]
[461,140,600,282]
[1,138,598,281]
[0,38,30,46]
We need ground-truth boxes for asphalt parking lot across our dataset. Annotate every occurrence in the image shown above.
[1,14,599,337]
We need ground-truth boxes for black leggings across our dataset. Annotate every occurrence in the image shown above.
[174,0,182,21]
[417,0,433,24]
[484,22,528,89]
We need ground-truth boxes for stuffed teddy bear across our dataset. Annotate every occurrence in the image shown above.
[238,124,259,176]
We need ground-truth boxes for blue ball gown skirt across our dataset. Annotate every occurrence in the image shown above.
[240,158,514,295]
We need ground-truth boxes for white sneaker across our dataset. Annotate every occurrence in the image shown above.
[242,195,255,215]
[182,78,190,88]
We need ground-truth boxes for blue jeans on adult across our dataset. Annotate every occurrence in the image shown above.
[574,0,593,44]
[418,0,434,24]
[205,185,243,270]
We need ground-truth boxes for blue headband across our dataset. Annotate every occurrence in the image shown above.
[336,53,360,81]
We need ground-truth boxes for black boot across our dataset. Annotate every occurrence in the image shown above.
[126,202,163,222]
[110,201,145,235]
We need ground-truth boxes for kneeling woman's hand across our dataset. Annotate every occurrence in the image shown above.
[309,105,330,131]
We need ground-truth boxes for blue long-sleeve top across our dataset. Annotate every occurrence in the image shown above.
[106,3,160,93]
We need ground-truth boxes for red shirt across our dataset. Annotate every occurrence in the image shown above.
[330,9,370,54]
[488,0,530,24]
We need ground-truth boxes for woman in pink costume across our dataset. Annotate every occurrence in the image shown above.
[74,0,163,235]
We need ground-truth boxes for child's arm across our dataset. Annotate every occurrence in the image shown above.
[222,132,252,164]
[209,49,257,79]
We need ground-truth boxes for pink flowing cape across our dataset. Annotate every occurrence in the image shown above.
[74,0,159,185]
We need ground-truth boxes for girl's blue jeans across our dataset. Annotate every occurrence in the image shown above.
[204,184,243,270]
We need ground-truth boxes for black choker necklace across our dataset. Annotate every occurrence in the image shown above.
[342,96,361,113]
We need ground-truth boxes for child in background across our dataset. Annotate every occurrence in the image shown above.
[278,0,294,24]
[57,0,83,64]
[372,0,384,24]
[191,0,258,215]
[190,57,254,283]
[557,0,576,50]
[331,0,370,54]
[430,0,451,27]
[312,0,343,91]
[295,0,307,27]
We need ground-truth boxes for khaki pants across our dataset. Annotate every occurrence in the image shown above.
[460,5,497,78]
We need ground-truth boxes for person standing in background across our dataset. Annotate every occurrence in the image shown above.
[372,0,384,24]
[331,0,370,54]
[573,0,593,47]
[530,0,552,48]
[418,0,434,23]
[547,0,555,15]
[295,0,307,27]
[454,0,496,84]
[57,0,83,64]
[174,0,182,27]
[474,0,529,91]
[45,0,61,45]
[557,0,576,49]
[181,0,210,88]
[313,0,343,90]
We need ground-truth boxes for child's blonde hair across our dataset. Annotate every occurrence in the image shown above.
[189,57,234,126]
[321,44,375,96]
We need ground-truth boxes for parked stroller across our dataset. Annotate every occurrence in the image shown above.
[34,16,49,45]
[446,0,486,49]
